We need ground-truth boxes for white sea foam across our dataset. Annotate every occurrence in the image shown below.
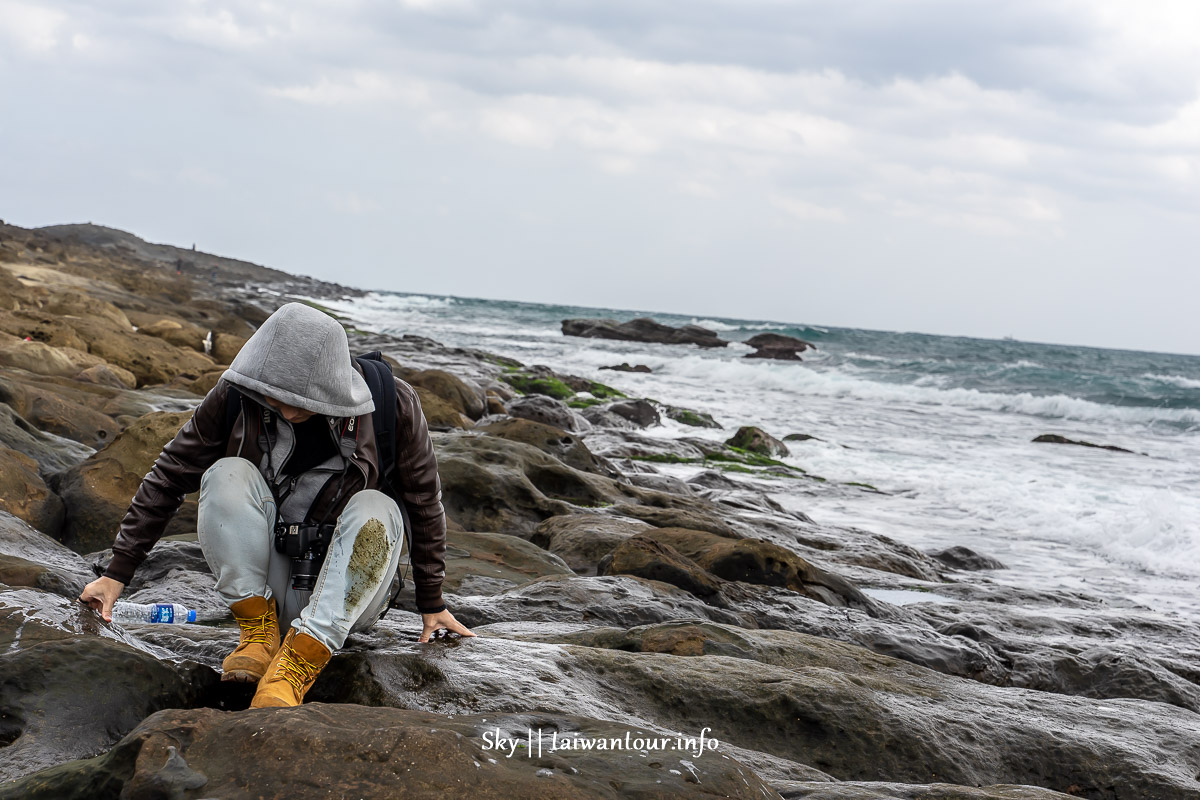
[652,354,1200,428]
[1143,373,1200,389]
[689,318,740,332]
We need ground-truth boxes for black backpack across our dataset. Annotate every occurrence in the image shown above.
[223,351,413,595]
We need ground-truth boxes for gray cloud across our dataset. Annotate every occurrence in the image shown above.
[2,0,1199,352]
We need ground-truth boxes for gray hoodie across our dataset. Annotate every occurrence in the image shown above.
[222,302,374,417]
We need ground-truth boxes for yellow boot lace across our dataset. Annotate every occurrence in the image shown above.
[274,645,323,696]
[234,612,273,646]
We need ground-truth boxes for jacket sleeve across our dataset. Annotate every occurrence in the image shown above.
[393,378,448,613]
[103,381,232,585]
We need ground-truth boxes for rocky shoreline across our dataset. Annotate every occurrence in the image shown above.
[2,222,1199,799]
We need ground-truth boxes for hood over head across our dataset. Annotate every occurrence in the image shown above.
[222,302,374,418]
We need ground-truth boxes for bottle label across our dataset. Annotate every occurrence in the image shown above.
[152,604,174,624]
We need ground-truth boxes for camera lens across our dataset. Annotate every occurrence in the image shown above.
[292,557,321,592]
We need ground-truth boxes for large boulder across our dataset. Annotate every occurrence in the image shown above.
[562,317,729,348]
[441,530,574,596]
[406,369,486,420]
[0,402,94,475]
[2,705,778,800]
[54,410,194,554]
[0,511,94,597]
[530,515,654,575]
[0,589,216,783]
[413,386,473,430]
[598,534,725,600]
[0,373,121,449]
[434,432,685,536]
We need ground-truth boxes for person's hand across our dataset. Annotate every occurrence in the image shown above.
[79,576,125,623]
[419,609,476,643]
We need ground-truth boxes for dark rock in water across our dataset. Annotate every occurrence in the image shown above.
[0,447,64,536]
[2,704,778,800]
[600,362,652,373]
[743,333,815,361]
[474,417,615,477]
[530,515,653,575]
[505,395,591,432]
[581,398,660,430]
[783,433,821,443]
[562,317,729,348]
[725,426,790,458]
[1032,434,1138,455]
[53,410,194,554]
[930,546,1007,571]
[660,404,722,429]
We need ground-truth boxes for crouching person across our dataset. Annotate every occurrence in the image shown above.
[79,302,474,707]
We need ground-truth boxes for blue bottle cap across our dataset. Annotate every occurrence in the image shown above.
[187,609,197,623]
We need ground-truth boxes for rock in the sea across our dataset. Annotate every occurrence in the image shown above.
[505,394,592,432]
[581,398,661,430]
[725,426,790,458]
[0,449,64,536]
[743,332,815,361]
[660,403,722,428]
[600,362,652,373]
[562,317,729,348]
[930,546,1007,571]
[2,704,779,800]
[1032,434,1138,455]
[54,410,194,554]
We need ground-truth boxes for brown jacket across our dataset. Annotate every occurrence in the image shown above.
[103,370,448,612]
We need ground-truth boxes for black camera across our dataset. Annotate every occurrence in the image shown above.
[273,522,335,592]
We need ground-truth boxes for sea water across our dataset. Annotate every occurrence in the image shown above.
[319,292,1200,621]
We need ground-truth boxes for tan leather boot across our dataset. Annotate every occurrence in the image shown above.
[221,596,280,683]
[249,628,332,708]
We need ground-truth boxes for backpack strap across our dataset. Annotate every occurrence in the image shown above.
[355,352,413,610]
[224,385,244,437]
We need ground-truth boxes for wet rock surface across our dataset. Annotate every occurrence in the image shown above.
[2,222,1199,800]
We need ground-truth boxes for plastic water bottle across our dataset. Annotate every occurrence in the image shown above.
[110,601,197,624]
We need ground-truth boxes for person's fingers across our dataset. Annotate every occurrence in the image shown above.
[447,618,476,637]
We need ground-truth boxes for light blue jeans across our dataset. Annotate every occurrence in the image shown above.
[196,457,405,653]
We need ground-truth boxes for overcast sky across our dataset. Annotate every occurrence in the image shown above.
[2,1,1199,353]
